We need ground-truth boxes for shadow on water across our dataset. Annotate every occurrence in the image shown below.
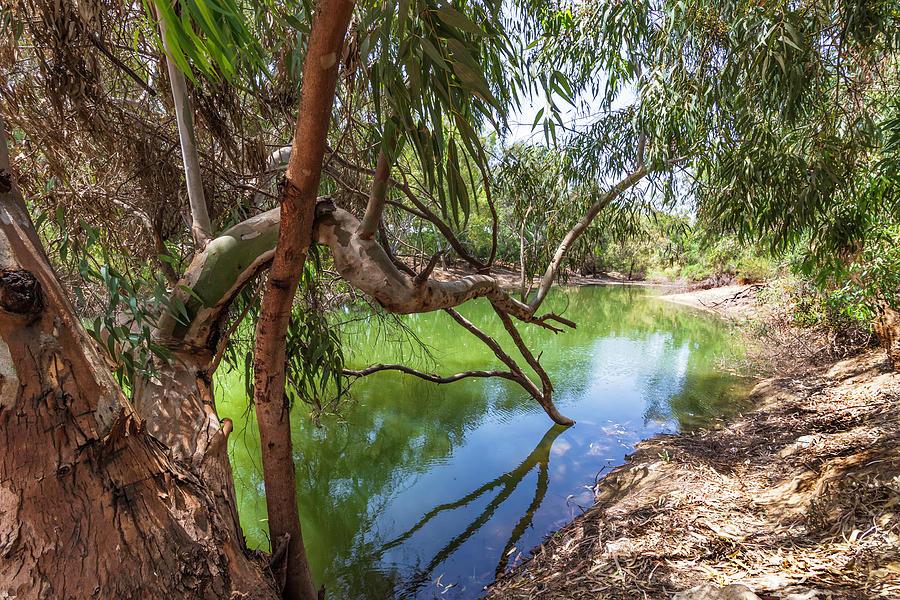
[381,424,566,597]
[218,285,753,600]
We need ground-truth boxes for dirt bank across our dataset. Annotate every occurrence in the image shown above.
[428,262,662,291]
[484,348,900,600]
[657,284,763,319]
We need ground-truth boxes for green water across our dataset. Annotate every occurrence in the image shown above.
[218,285,752,599]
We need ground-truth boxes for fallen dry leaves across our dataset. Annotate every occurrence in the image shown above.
[485,350,900,600]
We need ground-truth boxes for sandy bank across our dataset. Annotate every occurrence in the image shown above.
[484,349,900,599]
[656,284,762,319]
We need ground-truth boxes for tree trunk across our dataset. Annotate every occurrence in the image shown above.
[0,124,277,599]
[251,2,354,600]
[157,3,213,247]
[874,301,900,370]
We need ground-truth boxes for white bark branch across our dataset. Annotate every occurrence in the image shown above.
[156,196,574,354]
[313,199,563,326]
[528,166,648,312]
[157,9,212,247]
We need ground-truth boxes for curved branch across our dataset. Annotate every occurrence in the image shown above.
[357,143,394,239]
[155,207,280,349]
[156,190,580,354]
[528,165,647,312]
[88,33,157,97]
[313,199,567,328]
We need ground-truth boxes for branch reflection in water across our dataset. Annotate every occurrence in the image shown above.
[379,424,566,595]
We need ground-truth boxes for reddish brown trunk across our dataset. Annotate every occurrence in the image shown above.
[0,129,277,599]
[251,2,355,600]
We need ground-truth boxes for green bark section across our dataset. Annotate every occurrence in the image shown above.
[160,208,281,345]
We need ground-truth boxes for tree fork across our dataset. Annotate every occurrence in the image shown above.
[0,116,278,600]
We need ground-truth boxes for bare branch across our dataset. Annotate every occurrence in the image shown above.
[156,6,212,247]
[87,33,156,97]
[208,280,261,376]
[357,143,394,239]
[443,308,540,395]
[343,364,518,384]
[414,249,445,286]
[378,222,417,277]
[314,199,558,325]
[490,306,574,425]
[444,308,573,425]
[536,313,577,330]
[329,152,487,271]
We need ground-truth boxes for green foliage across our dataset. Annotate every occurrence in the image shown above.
[0,4,24,41]
[759,276,869,335]
[33,207,183,388]
[220,248,347,418]
[523,0,899,294]
[576,206,778,283]
[142,0,269,83]
[795,220,900,323]
[358,0,513,228]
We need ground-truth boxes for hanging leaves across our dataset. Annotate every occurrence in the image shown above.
[143,0,268,83]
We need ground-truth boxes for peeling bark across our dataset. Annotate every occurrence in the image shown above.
[313,200,562,325]
[0,121,276,600]
[155,207,280,349]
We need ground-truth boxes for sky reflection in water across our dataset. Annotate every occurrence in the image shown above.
[218,285,752,599]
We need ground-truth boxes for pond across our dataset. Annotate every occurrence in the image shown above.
[218,284,753,599]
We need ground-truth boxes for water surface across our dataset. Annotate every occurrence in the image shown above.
[219,285,751,599]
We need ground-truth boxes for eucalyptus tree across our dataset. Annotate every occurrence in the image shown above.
[2,0,898,599]
[532,0,900,351]
[0,0,596,598]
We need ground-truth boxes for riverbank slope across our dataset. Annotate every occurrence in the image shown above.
[656,284,762,320]
[485,315,900,599]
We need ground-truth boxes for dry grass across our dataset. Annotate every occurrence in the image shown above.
[484,350,900,600]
